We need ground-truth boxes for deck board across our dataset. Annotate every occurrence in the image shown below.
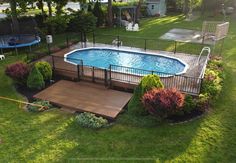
[34,80,132,119]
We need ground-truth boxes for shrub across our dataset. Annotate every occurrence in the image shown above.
[142,88,185,119]
[27,66,45,90]
[128,74,164,115]
[35,61,52,81]
[140,74,164,96]
[201,69,223,98]
[75,112,108,129]
[196,93,210,112]
[201,56,224,100]
[181,95,197,114]
[28,100,52,112]
[208,57,225,79]
[5,62,29,86]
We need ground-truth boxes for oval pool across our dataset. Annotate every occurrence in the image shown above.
[65,47,188,75]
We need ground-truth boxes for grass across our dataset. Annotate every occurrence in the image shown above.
[1,14,236,162]
[91,14,225,55]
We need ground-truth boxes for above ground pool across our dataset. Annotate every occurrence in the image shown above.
[0,34,40,49]
[65,47,188,75]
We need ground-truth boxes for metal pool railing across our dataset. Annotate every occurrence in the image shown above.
[50,55,203,95]
[109,65,202,95]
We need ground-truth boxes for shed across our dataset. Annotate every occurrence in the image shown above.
[146,0,166,16]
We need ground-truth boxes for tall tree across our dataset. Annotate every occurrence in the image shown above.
[183,0,189,15]
[107,0,113,27]
[136,0,143,22]
[45,0,53,17]
[54,0,68,16]
[9,0,20,34]
[37,0,45,15]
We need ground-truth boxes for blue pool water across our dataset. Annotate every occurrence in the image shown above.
[65,48,187,74]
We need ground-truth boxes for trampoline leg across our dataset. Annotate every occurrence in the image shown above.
[0,48,3,55]
[29,45,32,52]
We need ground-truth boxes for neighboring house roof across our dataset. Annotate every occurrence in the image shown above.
[146,0,161,3]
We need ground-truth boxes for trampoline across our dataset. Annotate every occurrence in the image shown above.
[0,12,42,55]
[0,34,41,54]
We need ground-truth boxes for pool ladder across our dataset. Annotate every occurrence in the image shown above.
[197,47,211,65]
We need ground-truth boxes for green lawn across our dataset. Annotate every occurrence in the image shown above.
[1,14,236,162]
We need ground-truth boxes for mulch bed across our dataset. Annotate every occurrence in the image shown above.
[16,85,40,102]
[167,109,204,124]
[15,81,57,102]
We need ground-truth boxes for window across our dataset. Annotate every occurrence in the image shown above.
[152,5,155,10]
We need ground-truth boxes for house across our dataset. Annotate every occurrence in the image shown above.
[146,0,166,16]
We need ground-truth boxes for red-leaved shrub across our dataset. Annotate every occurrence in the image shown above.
[142,88,185,119]
[5,62,29,85]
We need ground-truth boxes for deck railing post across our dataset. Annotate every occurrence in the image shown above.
[117,35,120,47]
[144,39,147,51]
[77,65,80,81]
[92,67,95,82]
[104,69,108,87]
[174,41,177,54]
[51,55,55,79]
[81,60,84,75]
[52,55,55,70]
[93,32,95,46]
[66,36,69,48]
[199,78,203,94]
[109,65,112,88]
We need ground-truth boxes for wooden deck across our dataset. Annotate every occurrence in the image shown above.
[34,80,132,119]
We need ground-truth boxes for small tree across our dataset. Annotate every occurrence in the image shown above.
[140,74,164,95]
[68,11,96,41]
[69,11,97,33]
[45,15,70,34]
[35,61,52,82]
[27,66,45,90]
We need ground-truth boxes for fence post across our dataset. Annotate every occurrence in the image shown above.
[117,35,120,47]
[92,67,95,82]
[51,55,55,79]
[77,65,80,81]
[144,39,147,51]
[81,60,84,75]
[66,36,69,48]
[174,41,177,54]
[93,32,95,46]
[109,65,112,88]
[52,55,55,70]
[199,78,203,94]
[104,69,108,87]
